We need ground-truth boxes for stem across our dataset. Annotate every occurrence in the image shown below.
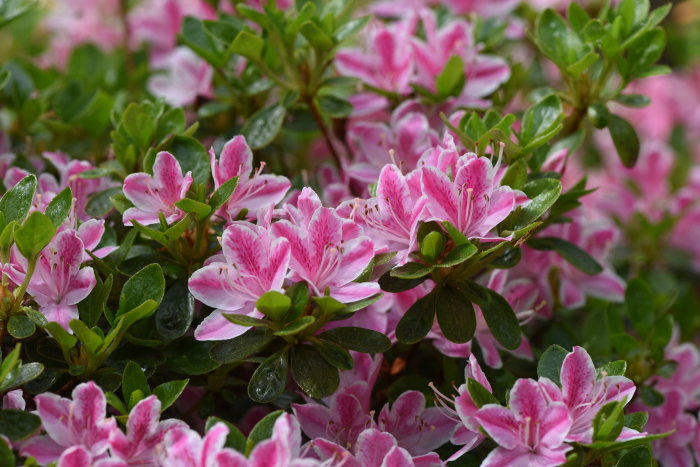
[10,257,36,315]
[307,97,344,175]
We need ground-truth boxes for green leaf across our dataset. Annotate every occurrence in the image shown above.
[519,95,563,146]
[116,299,159,331]
[587,102,610,129]
[229,30,264,61]
[256,291,291,322]
[210,329,273,364]
[156,281,195,340]
[45,322,77,352]
[435,242,477,268]
[622,28,666,80]
[7,315,35,339]
[420,231,446,263]
[69,319,103,355]
[242,104,286,150]
[535,9,585,67]
[44,187,73,227]
[174,199,211,220]
[0,410,41,441]
[618,0,650,35]
[274,316,315,336]
[118,264,165,317]
[436,55,465,98]
[313,339,354,370]
[248,350,288,403]
[390,262,433,280]
[0,437,14,467]
[624,412,648,432]
[285,281,310,321]
[122,361,150,406]
[291,345,339,399]
[614,94,651,108]
[396,291,436,344]
[597,360,627,377]
[435,286,476,344]
[528,237,603,275]
[640,385,664,406]
[567,2,590,33]
[458,280,521,350]
[537,344,569,386]
[335,15,370,42]
[205,416,246,452]
[121,103,155,149]
[593,400,626,442]
[164,339,220,375]
[79,274,112,327]
[467,378,498,408]
[441,221,470,245]
[208,176,239,213]
[14,212,56,259]
[608,114,640,168]
[223,314,270,327]
[153,379,188,412]
[316,95,353,118]
[300,21,334,51]
[168,135,211,185]
[616,445,652,467]
[625,278,655,336]
[179,16,224,66]
[513,178,562,229]
[319,327,391,353]
[378,271,427,293]
[245,410,283,454]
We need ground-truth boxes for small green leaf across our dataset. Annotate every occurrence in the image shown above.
[458,280,521,350]
[15,212,55,259]
[174,199,211,220]
[168,135,211,185]
[291,345,339,399]
[156,281,195,340]
[274,316,315,336]
[435,242,477,268]
[122,361,150,407]
[420,231,446,263]
[608,114,640,168]
[118,264,165,317]
[242,104,286,150]
[313,339,354,370]
[593,400,626,442]
[520,95,563,146]
[378,271,427,293]
[319,327,391,353]
[514,178,562,229]
[436,55,465,98]
[537,344,569,386]
[467,378,498,408]
[229,30,264,61]
[625,278,655,337]
[248,350,288,403]
[528,237,603,275]
[153,379,189,412]
[45,322,77,352]
[624,412,648,432]
[223,314,270,327]
[210,329,273,364]
[396,291,436,344]
[206,416,246,452]
[390,262,433,280]
[616,445,652,467]
[0,410,41,441]
[316,95,353,118]
[300,21,334,51]
[0,174,36,227]
[208,176,239,213]
[435,286,476,344]
[256,291,292,322]
[535,9,586,67]
[44,187,73,227]
[246,410,283,454]
[69,319,103,355]
[0,437,14,466]
[614,94,651,108]
[7,315,35,339]
[597,360,627,377]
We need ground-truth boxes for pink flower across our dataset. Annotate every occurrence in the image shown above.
[420,153,527,239]
[336,21,414,96]
[189,222,290,341]
[148,47,213,107]
[358,164,427,265]
[110,396,183,465]
[642,389,697,467]
[5,230,96,330]
[475,379,573,467]
[311,427,442,467]
[440,0,520,16]
[538,346,636,443]
[411,10,510,103]
[122,151,193,226]
[22,382,119,465]
[272,188,380,303]
[431,355,491,460]
[57,446,127,467]
[160,422,243,466]
[209,136,291,223]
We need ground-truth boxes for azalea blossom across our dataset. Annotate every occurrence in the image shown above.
[209,135,291,223]
[147,47,213,107]
[538,346,637,443]
[122,151,193,226]
[475,378,573,467]
[22,382,119,465]
[189,222,290,340]
[272,188,380,303]
[4,230,96,330]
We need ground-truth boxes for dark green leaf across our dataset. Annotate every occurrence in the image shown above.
[314,339,353,370]
[248,350,288,403]
[378,271,427,293]
[514,178,562,229]
[435,286,476,344]
[153,379,188,412]
[246,410,283,454]
[390,262,433,280]
[223,314,270,327]
[44,187,72,227]
[316,95,353,118]
[208,176,239,213]
[520,95,563,146]
[625,278,655,337]
[242,104,286,150]
[614,94,651,108]
[435,242,477,268]
[467,378,498,408]
[624,412,648,432]
[608,114,640,168]
[459,281,521,350]
[300,21,334,51]
[0,410,40,441]
[0,437,14,466]
[174,199,211,220]
[229,30,264,61]
[535,9,586,67]
[291,345,339,399]
[436,55,465,98]
[168,135,211,185]
[528,237,603,275]
[118,264,165,317]
[616,445,652,467]
[156,281,194,340]
[7,315,35,339]
[122,361,150,406]
[15,212,55,259]
[274,316,315,336]
[210,329,273,364]
[396,291,436,344]
[593,400,626,442]
[537,345,569,385]
[206,416,246,452]
[319,327,391,353]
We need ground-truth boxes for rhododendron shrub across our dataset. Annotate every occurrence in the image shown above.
[1,0,699,465]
